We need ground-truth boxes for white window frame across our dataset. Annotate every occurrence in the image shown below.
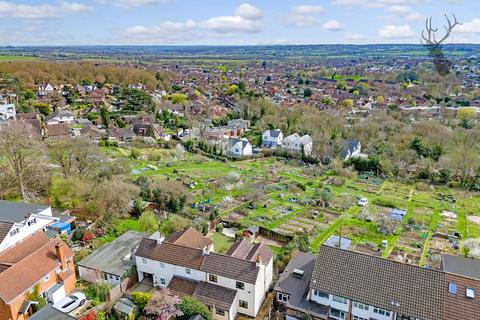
[466,288,475,299]
[160,278,166,286]
[277,292,290,303]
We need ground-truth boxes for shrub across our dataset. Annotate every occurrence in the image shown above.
[178,296,213,320]
[216,223,224,232]
[85,282,111,303]
[131,292,153,309]
[81,310,98,320]
[82,230,96,242]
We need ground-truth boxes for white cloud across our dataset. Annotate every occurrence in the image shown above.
[118,3,263,43]
[97,0,171,8]
[346,32,367,41]
[199,15,262,33]
[322,20,343,31]
[234,3,262,20]
[292,5,324,15]
[378,24,415,39]
[0,1,92,19]
[385,5,423,22]
[456,18,480,34]
[283,5,324,27]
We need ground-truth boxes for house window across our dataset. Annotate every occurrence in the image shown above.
[353,302,369,311]
[353,316,367,320]
[44,274,50,282]
[160,262,165,268]
[239,300,248,309]
[313,289,329,299]
[332,295,348,304]
[216,309,225,316]
[277,293,289,303]
[209,274,217,283]
[9,228,20,236]
[142,258,147,264]
[186,268,191,275]
[236,281,244,290]
[373,308,391,316]
[466,288,475,299]
[160,278,166,286]
[330,309,345,320]
[448,282,457,295]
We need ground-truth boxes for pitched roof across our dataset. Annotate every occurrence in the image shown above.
[165,227,213,250]
[136,239,260,284]
[0,232,74,304]
[201,252,259,284]
[46,123,70,137]
[136,239,205,270]
[168,276,237,311]
[310,245,445,320]
[226,239,252,259]
[0,200,50,223]
[0,221,13,245]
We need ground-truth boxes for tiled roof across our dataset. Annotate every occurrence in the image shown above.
[201,252,259,284]
[136,238,260,284]
[311,245,445,320]
[245,243,273,264]
[193,281,237,311]
[165,227,213,250]
[136,239,205,270]
[0,232,74,304]
[226,239,252,259]
[46,123,70,137]
[0,221,13,245]
[168,276,198,296]
[168,276,237,311]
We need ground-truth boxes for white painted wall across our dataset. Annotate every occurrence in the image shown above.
[135,255,272,318]
[136,257,206,287]
[0,210,57,252]
[310,290,350,313]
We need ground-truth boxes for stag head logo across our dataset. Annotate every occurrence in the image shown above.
[421,14,461,76]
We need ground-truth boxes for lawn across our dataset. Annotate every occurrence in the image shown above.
[0,55,38,61]
[211,232,234,253]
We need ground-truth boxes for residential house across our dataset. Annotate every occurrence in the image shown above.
[80,123,105,141]
[135,228,273,319]
[227,138,252,158]
[262,129,283,148]
[37,83,54,97]
[45,123,71,140]
[78,231,146,286]
[0,104,16,122]
[339,140,362,161]
[108,127,136,142]
[0,200,59,252]
[16,113,43,137]
[275,245,480,320]
[225,119,250,137]
[0,232,76,320]
[282,133,313,156]
[45,110,75,125]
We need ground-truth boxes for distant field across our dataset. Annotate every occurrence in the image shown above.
[0,55,38,61]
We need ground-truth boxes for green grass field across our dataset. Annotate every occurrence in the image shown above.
[106,146,480,268]
[0,55,38,61]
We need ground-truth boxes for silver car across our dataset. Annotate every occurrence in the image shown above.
[52,292,86,313]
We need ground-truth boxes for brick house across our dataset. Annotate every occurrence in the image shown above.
[0,232,76,320]
[275,245,480,320]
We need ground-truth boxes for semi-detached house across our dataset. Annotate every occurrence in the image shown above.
[275,245,480,320]
[135,228,273,320]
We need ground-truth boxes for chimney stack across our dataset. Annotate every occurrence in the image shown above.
[256,254,262,267]
[55,243,67,271]
[202,246,210,256]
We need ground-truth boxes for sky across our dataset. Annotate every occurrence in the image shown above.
[1,0,480,45]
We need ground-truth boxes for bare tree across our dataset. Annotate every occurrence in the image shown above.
[48,140,76,178]
[0,121,41,200]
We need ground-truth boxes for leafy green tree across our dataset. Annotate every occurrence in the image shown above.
[178,296,213,320]
[139,210,160,233]
[99,105,110,129]
[131,292,153,309]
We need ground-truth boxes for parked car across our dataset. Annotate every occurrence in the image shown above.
[53,292,86,313]
[358,198,368,207]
